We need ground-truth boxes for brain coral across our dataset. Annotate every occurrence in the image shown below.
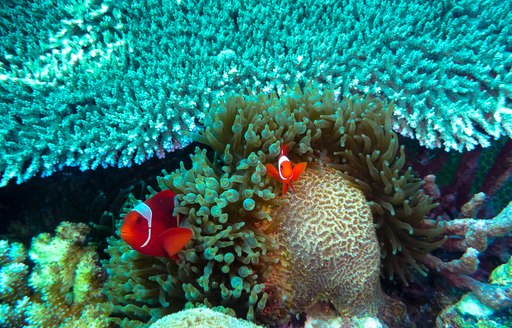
[265,167,384,319]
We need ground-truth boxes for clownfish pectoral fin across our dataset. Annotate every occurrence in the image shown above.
[159,227,193,259]
[291,162,307,182]
[266,164,281,181]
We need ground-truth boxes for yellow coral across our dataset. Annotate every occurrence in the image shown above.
[150,307,263,328]
[266,167,385,319]
[26,222,110,327]
[490,256,512,285]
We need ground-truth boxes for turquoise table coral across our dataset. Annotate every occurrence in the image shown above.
[1,0,511,186]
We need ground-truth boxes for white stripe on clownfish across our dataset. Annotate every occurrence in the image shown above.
[278,155,291,180]
[133,202,153,248]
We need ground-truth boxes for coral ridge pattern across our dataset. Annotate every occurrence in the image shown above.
[267,167,385,318]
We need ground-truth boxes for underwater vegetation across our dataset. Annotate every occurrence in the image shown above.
[1,0,511,187]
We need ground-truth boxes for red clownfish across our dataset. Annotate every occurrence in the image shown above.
[120,190,192,259]
[266,144,307,194]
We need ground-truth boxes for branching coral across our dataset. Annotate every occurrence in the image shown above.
[0,0,195,187]
[26,221,110,327]
[0,222,110,327]
[421,198,512,290]
[0,241,30,327]
[436,254,512,327]
[396,188,512,327]
[2,0,510,186]
[420,195,512,274]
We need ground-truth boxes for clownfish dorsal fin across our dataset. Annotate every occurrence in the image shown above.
[133,201,153,248]
[159,227,193,258]
[281,144,289,156]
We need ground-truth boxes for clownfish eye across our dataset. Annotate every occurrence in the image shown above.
[136,217,143,224]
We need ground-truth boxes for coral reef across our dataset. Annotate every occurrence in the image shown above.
[436,255,512,327]
[420,198,512,278]
[2,0,510,186]
[0,0,195,187]
[375,193,512,326]
[265,167,385,319]
[411,136,512,221]
[26,221,110,327]
[0,222,110,327]
[179,82,446,319]
[391,190,512,327]
[103,83,441,325]
[0,240,30,327]
[149,307,263,328]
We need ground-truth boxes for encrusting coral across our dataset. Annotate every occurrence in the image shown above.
[104,83,442,325]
